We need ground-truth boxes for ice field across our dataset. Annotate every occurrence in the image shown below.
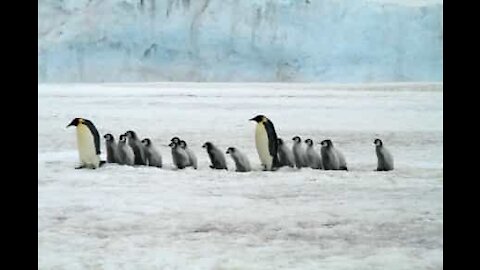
[38,82,443,269]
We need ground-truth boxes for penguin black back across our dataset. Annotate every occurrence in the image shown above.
[263,118,280,168]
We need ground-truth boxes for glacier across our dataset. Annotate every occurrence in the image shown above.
[38,0,443,83]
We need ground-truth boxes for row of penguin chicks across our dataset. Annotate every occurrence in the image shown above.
[106,131,394,172]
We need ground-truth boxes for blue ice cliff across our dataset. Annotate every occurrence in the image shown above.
[38,0,443,83]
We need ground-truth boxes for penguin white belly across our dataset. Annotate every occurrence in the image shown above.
[255,123,272,170]
[76,125,100,168]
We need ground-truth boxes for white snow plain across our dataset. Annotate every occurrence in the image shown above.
[38,82,443,269]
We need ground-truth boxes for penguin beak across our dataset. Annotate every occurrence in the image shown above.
[66,121,75,128]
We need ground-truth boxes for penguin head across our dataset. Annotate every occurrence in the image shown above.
[320,139,333,147]
[305,139,313,146]
[141,138,151,146]
[374,138,383,146]
[202,142,213,150]
[103,133,114,142]
[125,130,138,139]
[168,142,178,149]
[292,136,301,143]
[277,138,284,145]
[171,137,181,143]
[119,134,127,142]
[67,118,84,127]
[226,147,235,154]
[179,140,187,149]
[249,115,266,123]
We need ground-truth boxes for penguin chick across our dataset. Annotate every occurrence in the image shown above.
[170,137,181,144]
[226,147,251,172]
[374,138,394,171]
[169,141,189,169]
[179,140,197,169]
[202,142,228,170]
[117,134,135,166]
[320,139,347,170]
[125,130,147,165]
[305,138,323,169]
[103,133,120,164]
[141,138,162,168]
[277,138,295,168]
[292,136,308,169]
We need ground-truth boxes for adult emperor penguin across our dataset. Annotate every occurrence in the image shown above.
[202,142,228,170]
[374,138,394,171]
[305,138,323,169]
[103,133,120,164]
[320,139,348,171]
[276,138,295,168]
[292,136,308,169]
[67,118,104,169]
[226,147,252,172]
[249,115,279,171]
[169,141,189,169]
[141,138,163,168]
[179,140,198,169]
[117,134,135,166]
[125,130,146,165]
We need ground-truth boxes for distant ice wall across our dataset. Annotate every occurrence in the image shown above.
[38,0,443,83]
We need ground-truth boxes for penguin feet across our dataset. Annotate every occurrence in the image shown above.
[75,165,86,169]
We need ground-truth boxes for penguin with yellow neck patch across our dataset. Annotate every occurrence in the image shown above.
[67,118,104,169]
[249,115,279,171]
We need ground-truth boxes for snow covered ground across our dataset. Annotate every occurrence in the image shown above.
[38,82,443,269]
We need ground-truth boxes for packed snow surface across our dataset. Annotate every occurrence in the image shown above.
[38,82,443,269]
